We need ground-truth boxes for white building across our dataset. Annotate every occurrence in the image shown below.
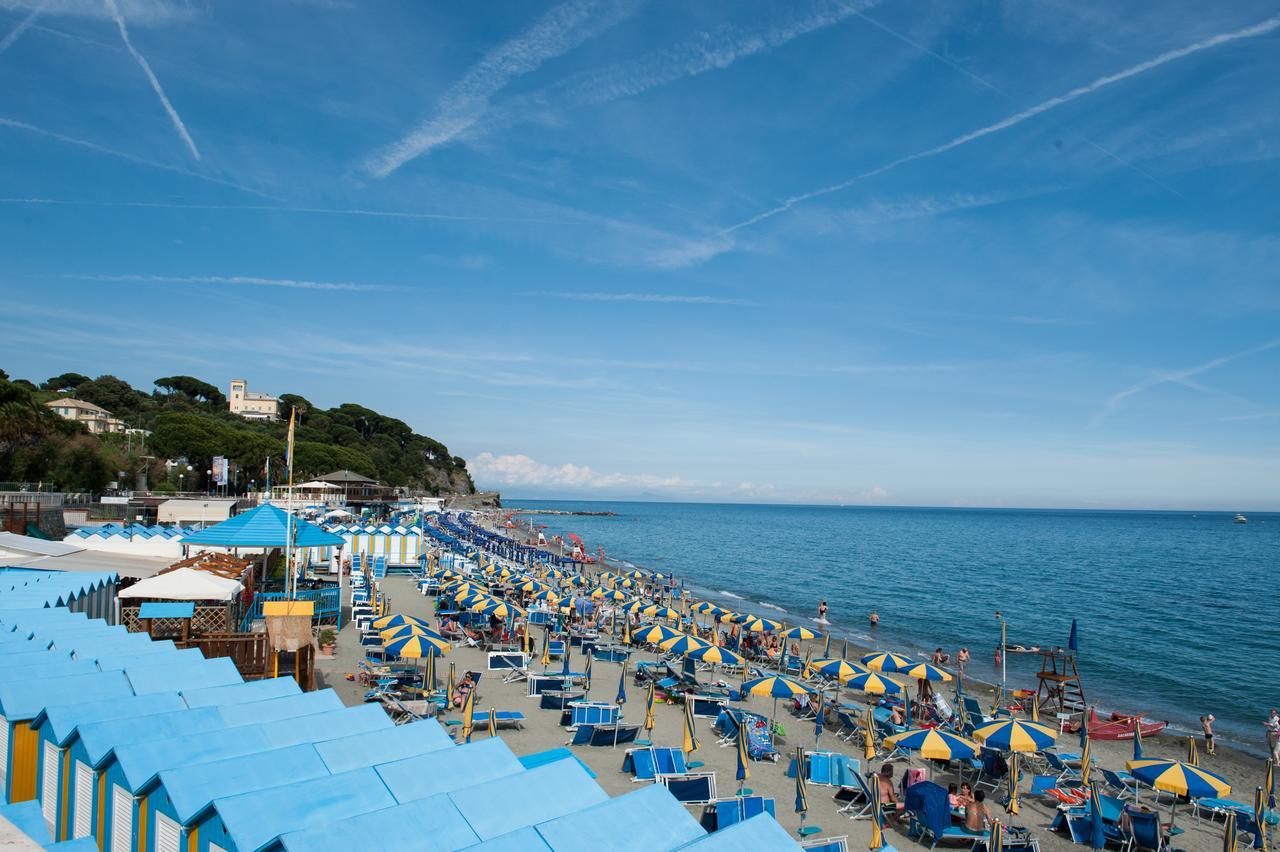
[228,379,280,420]
[45,397,126,433]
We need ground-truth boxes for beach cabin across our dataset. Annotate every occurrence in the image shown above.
[678,813,802,850]
[438,759,609,844]
[147,745,331,852]
[527,783,707,851]
[203,768,396,852]
[273,794,481,852]
[0,670,133,808]
[180,677,300,709]
[148,722,451,852]
[372,738,524,803]
[33,692,187,843]
[123,657,243,696]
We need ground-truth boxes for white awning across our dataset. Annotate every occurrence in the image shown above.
[118,567,244,602]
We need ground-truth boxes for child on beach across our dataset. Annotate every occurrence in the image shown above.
[1201,714,1215,755]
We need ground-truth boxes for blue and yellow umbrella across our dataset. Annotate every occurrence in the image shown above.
[973,719,1058,753]
[810,658,867,683]
[861,651,914,673]
[740,616,783,633]
[898,662,953,682]
[659,633,711,655]
[633,623,682,646]
[742,674,812,699]
[781,625,819,641]
[371,612,429,631]
[1125,759,1231,798]
[846,670,903,695]
[683,644,743,668]
[644,681,656,733]
[795,746,809,827]
[735,720,750,788]
[682,696,700,757]
[380,623,446,642]
[1223,811,1238,852]
[883,728,979,761]
[384,633,451,659]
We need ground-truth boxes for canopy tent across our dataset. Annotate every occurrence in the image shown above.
[119,567,244,602]
[180,502,344,548]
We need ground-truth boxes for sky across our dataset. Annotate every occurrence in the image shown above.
[1,0,1278,510]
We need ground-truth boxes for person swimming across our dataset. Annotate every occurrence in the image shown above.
[817,600,828,621]
[869,609,879,626]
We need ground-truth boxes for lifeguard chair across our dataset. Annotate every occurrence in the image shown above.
[264,600,316,690]
[1035,649,1086,722]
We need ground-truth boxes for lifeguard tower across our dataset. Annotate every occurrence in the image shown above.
[1035,620,1086,724]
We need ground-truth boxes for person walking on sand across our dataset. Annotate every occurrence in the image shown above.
[956,647,970,677]
[1201,714,1215,755]
[1266,709,1280,765]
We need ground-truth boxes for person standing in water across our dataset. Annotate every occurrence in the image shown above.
[869,609,879,627]
[818,600,828,621]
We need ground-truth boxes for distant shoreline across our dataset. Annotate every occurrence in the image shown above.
[503,496,1279,515]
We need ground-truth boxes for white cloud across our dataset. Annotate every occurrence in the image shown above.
[0,0,194,25]
[537,291,754,306]
[469,452,689,491]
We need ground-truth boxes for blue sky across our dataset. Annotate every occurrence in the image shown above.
[1,0,1278,509]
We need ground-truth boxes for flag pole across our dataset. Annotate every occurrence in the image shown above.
[284,406,297,600]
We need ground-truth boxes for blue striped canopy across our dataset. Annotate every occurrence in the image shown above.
[180,503,344,547]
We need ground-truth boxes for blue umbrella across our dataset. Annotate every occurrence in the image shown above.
[615,662,627,706]
[1133,718,1145,760]
[583,654,593,693]
[1068,619,1079,653]
[815,704,824,748]
[561,641,571,677]
[903,692,912,728]
[1088,782,1106,850]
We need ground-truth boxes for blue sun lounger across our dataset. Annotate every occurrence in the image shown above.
[566,701,619,729]
[623,746,687,780]
[709,795,776,829]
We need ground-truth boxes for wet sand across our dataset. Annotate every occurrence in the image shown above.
[316,573,1269,851]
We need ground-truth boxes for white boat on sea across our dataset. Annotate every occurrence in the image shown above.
[1234,514,1248,524]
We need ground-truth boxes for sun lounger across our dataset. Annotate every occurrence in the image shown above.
[1042,751,1081,784]
[1100,767,1139,800]
[565,701,621,729]
[487,651,528,671]
[836,769,876,820]
[470,710,524,730]
[657,771,717,804]
[708,795,776,829]
[689,694,728,719]
[540,689,585,711]
[907,781,990,849]
[1192,796,1254,823]
[527,675,570,696]
[622,747,687,781]
[801,835,853,852]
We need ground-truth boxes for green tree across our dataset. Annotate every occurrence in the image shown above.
[41,372,91,392]
[154,376,227,408]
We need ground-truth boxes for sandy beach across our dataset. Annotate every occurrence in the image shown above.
[315,568,1269,852]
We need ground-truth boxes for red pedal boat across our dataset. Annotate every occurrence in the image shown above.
[1086,707,1168,740]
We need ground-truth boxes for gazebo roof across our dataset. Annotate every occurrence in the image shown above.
[179,503,344,548]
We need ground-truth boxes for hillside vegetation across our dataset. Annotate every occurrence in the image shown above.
[0,369,475,496]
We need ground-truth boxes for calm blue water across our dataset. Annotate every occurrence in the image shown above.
[508,500,1279,754]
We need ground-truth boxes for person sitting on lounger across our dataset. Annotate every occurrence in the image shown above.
[956,782,975,811]
[890,704,905,726]
[965,790,989,833]
[877,765,904,820]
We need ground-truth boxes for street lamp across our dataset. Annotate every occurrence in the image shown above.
[995,610,1007,695]
[206,469,212,496]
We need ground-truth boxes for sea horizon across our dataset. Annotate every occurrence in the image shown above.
[500,496,1278,515]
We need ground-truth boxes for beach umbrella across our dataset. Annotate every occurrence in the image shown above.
[861,651,914,673]
[795,746,809,831]
[1188,736,1200,767]
[685,645,745,667]
[973,719,1059,753]
[633,624,681,646]
[992,820,1004,852]
[743,674,812,727]
[487,707,497,738]
[682,697,700,757]
[384,633,451,659]
[479,600,524,620]
[621,599,648,614]
[642,604,680,621]
[461,686,475,743]
[1224,811,1239,852]
[781,625,818,641]
[1030,695,1039,723]
[815,701,824,748]
[1255,786,1268,852]
[380,623,445,642]
[540,631,551,669]
[903,692,912,727]
[1266,761,1275,811]
[869,768,885,850]
[1068,619,1079,653]
[864,707,876,761]
[659,633,711,655]
[841,637,849,661]
[644,682,656,733]
[1007,753,1020,815]
[1126,759,1231,799]
[1086,781,1105,850]
[583,655,593,693]
[522,619,532,656]
[561,641,571,677]
[623,616,632,646]
[1134,717,1145,760]
[735,720,750,789]
[372,613,430,631]
[1080,726,1093,785]
[741,616,783,633]
[811,658,866,683]
[898,662,953,682]
[846,670,904,696]
[822,633,831,658]
[883,728,979,761]
[616,663,627,706]
[448,661,456,696]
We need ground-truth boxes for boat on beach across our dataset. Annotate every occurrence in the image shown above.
[1083,706,1168,740]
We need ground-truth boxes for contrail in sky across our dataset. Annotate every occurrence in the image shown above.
[103,0,201,160]
[0,0,47,55]
[727,15,1280,232]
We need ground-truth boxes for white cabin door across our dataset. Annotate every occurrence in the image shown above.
[40,742,57,832]
[73,761,93,838]
[154,812,180,852]
[111,785,132,852]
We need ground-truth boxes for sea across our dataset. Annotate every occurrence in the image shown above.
[506,500,1279,756]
